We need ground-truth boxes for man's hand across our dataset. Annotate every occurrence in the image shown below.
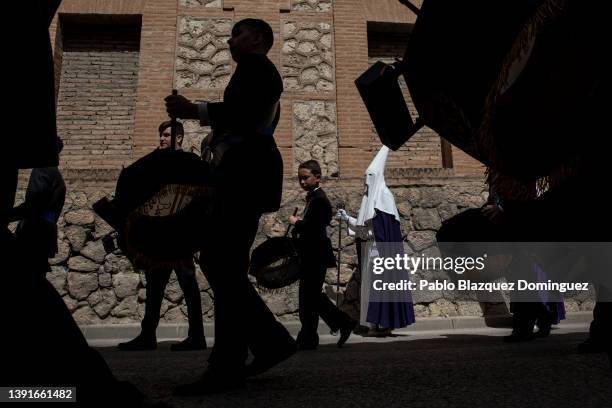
[288,215,300,225]
[164,94,199,119]
[481,204,503,222]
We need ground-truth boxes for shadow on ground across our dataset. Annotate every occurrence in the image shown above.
[97,331,612,408]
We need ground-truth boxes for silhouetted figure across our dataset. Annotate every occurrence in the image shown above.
[578,287,612,354]
[165,18,296,395]
[288,160,356,350]
[10,137,66,275]
[1,1,154,405]
[118,122,206,352]
[336,146,416,335]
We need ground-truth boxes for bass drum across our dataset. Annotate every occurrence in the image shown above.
[403,0,607,179]
[94,148,213,269]
[249,236,301,290]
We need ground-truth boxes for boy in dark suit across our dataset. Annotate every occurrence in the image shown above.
[289,160,356,350]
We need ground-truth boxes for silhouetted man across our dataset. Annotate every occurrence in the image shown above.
[165,18,296,394]
[119,121,206,351]
[10,137,66,275]
[1,1,148,404]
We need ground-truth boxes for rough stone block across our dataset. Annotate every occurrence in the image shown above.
[68,256,100,272]
[49,240,70,265]
[104,253,134,274]
[64,209,95,226]
[412,207,442,230]
[175,17,232,90]
[72,305,101,325]
[81,240,106,263]
[112,272,141,299]
[112,295,138,318]
[67,271,99,300]
[65,225,87,252]
[47,266,68,296]
[292,0,332,12]
[180,0,222,7]
[293,101,338,176]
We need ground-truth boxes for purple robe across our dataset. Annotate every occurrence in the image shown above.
[365,211,416,329]
[534,263,566,324]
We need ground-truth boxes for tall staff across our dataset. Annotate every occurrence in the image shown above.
[170,89,178,151]
[336,201,345,305]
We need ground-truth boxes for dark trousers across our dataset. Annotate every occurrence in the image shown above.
[141,264,204,340]
[590,301,612,343]
[0,166,17,233]
[2,227,143,404]
[510,302,552,333]
[297,261,352,347]
[200,212,294,373]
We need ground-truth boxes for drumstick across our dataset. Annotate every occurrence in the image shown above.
[285,207,299,236]
[397,0,420,15]
[170,89,178,150]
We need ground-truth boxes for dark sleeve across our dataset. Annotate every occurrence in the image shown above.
[9,203,27,222]
[10,170,51,221]
[8,1,61,169]
[293,196,332,236]
[207,54,282,132]
[38,0,62,27]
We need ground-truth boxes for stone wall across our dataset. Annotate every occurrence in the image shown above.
[291,0,333,12]
[14,171,595,325]
[292,101,338,177]
[282,21,334,92]
[180,0,223,7]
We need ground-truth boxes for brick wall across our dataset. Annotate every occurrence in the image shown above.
[56,19,141,169]
[367,23,443,170]
[51,0,483,178]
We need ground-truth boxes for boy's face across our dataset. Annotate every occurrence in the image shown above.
[298,168,320,191]
[228,24,261,62]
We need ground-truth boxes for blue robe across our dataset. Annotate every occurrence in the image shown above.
[365,211,416,329]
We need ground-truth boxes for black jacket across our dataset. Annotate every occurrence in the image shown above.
[208,53,283,214]
[11,167,66,257]
[292,188,336,268]
[208,53,282,135]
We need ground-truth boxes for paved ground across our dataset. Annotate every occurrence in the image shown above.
[98,324,612,408]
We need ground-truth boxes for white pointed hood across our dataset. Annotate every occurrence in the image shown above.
[356,146,400,226]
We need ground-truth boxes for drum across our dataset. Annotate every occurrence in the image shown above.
[248,236,301,290]
[94,148,213,269]
[368,0,608,179]
[355,61,423,151]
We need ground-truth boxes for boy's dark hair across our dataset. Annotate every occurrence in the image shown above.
[158,120,184,137]
[298,160,322,177]
[234,18,274,52]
